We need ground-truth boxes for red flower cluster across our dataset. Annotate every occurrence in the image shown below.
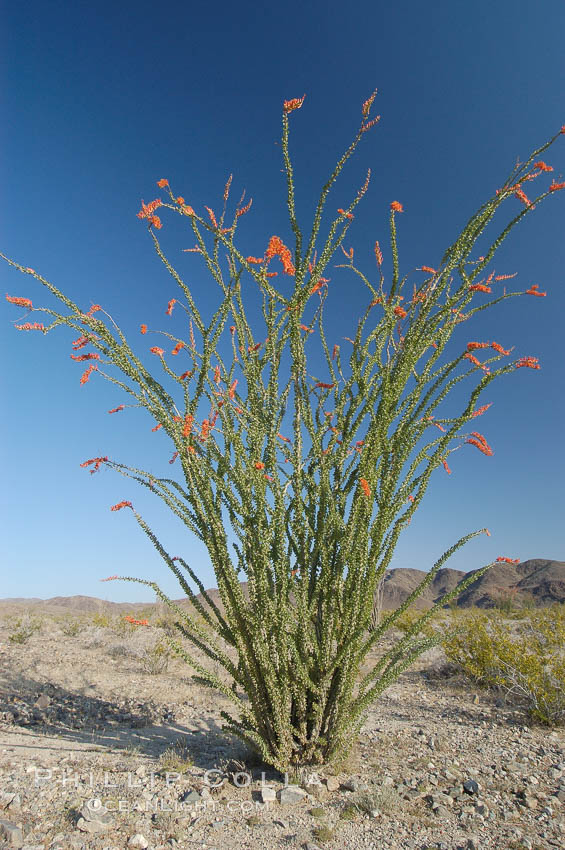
[525,284,547,297]
[6,295,32,309]
[265,235,295,276]
[15,322,44,331]
[390,201,403,212]
[80,456,108,474]
[466,432,493,456]
[496,557,520,565]
[360,478,371,497]
[515,356,540,370]
[136,199,162,229]
[283,94,306,114]
[80,364,98,385]
[110,501,132,511]
[124,615,149,626]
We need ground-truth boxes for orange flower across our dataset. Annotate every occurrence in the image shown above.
[205,206,218,228]
[246,256,265,265]
[315,382,335,389]
[496,556,520,565]
[332,344,339,360]
[471,403,492,418]
[469,284,492,293]
[150,215,162,229]
[166,298,177,316]
[374,241,383,266]
[137,198,162,220]
[124,615,149,626]
[360,478,371,498]
[278,433,291,442]
[213,365,221,384]
[157,178,169,188]
[533,161,553,172]
[464,353,490,372]
[176,196,185,204]
[140,324,148,334]
[393,306,407,318]
[494,273,517,281]
[181,205,196,216]
[283,94,306,113]
[442,459,452,474]
[70,352,100,361]
[151,423,163,431]
[467,341,490,351]
[300,324,313,333]
[466,434,494,456]
[100,575,118,582]
[80,364,98,385]
[390,201,403,212]
[15,322,44,330]
[183,414,194,437]
[6,295,33,309]
[362,89,378,117]
[549,180,565,192]
[108,405,125,414]
[110,501,132,511]
[420,266,437,274]
[337,208,354,220]
[187,445,196,454]
[265,235,295,276]
[254,461,265,470]
[408,494,415,502]
[525,284,547,297]
[237,198,253,217]
[179,370,192,380]
[150,346,165,357]
[248,342,262,352]
[72,335,90,350]
[491,342,510,355]
[171,341,185,355]
[514,187,534,207]
[515,356,540,369]
[200,419,210,441]
[228,379,238,399]
[80,456,108,469]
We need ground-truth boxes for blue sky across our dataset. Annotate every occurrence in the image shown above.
[1,0,564,603]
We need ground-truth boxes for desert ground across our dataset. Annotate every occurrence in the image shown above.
[0,604,563,850]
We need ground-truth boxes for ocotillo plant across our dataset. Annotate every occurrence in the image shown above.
[3,92,564,770]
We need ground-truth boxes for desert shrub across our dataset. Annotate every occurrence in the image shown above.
[139,641,171,674]
[442,605,565,725]
[7,613,41,644]
[91,612,112,628]
[60,617,82,636]
[158,736,193,773]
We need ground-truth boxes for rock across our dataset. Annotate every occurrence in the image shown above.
[0,792,16,810]
[303,844,323,850]
[523,796,538,810]
[34,694,51,710]
[76,801,114,833]
[433,805,450,818]
[260,787,276,802]
[0,819,23,848]
[324,776,340,792]
[179,790,203,804]
[342,778,369,793]
[128,835,149,848]
[463,779,479,794]
[278,785,307,804]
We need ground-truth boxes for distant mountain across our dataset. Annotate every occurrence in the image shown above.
[454,559,565,608]
[1,560,563,613]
